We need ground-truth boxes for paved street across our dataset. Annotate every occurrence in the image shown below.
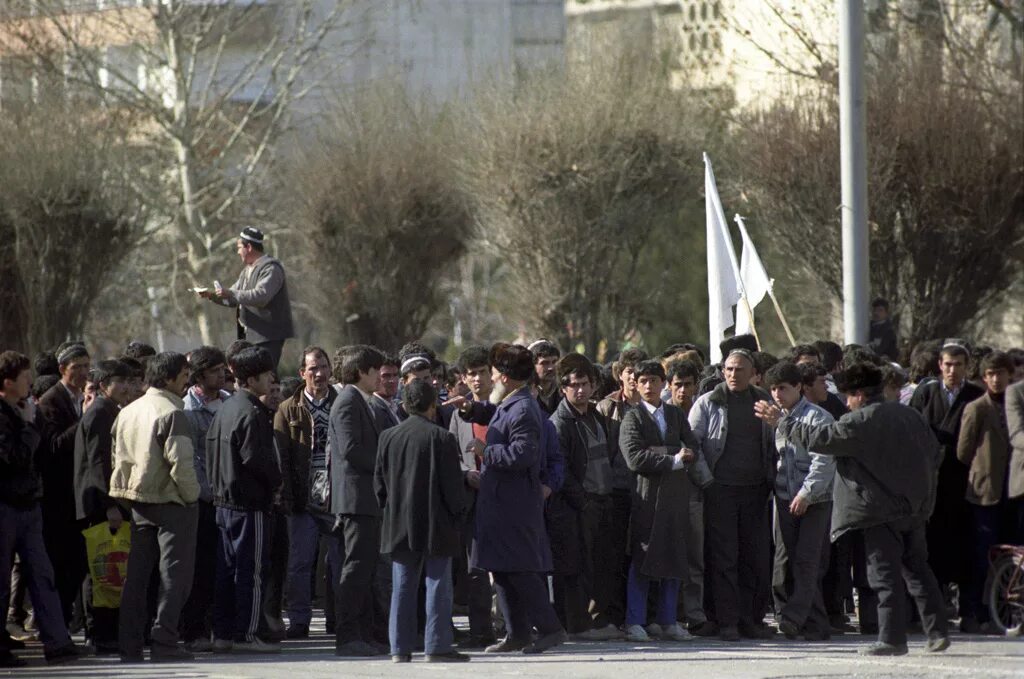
[6,618,1024,679]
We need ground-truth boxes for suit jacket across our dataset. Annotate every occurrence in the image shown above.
[73,394,119,521]
[38,382,81,522]
[619,401,697,580]
[328,384,381,517]
[1005,382,1024,500]
[957,393,1011,506]
[909,379,984,498]
[374,414,466,557]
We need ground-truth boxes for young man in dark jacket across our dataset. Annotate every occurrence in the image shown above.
[375,378,467,663]
[0,351,82,668]
[757,362,950,656]
[207,346,283,653]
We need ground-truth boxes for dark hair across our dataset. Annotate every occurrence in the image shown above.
[458,345,490,372]
[799,363,828,387]
[557,353,594,387]
[666,359,701,384]
[789,344,821,362]
[1008,348,1024,368]
[398,341,436,366]
[280,376,303,396]
[146,352,189,390]
[444,365,463,389]
[0,351,31,385]
[969,345,993,380]
[939,343,970,362]
[880,364,908,388]
[380,354,399,370]
[230,347,275,384]
[300,346,331,370]
[814,340,844,373]
[659,342,707,365]
[528,339,560,361]
[634,360,666,381]
[88,359,130,388]
[119,357,145,379]
[489,343,534,381]
[843,346,883,369]
[764,361,803,388]
[614,347,649,379]
[752,351,778,376]
[31,374,60,399]
[336,345,385,384]
[981,351,1015,375]
[401,378,437,415]
[225,340,254,364]
[871,297,889,310]
[56,343,89,366]
[124,341,157,360]
[188,345,227,385]
[594,364,616,401]
[33,352,58,377]
[834,362,883,395]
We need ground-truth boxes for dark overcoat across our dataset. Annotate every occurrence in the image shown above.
[38,383,80,524]
[374,414,466,557]
[466,388,552,573]
[328,385,381,517]
[73,394,119,522]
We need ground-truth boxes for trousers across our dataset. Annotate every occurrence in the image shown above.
[772,498,830,633]
[389,552,454,655]
[213,507,273,642]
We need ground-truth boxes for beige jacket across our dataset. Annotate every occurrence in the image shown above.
[110,387,200,506]
[957,392,1012,506]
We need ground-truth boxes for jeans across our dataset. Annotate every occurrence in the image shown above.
[389,552,453,655]
[119,502,198,655]
[285,512,320,627]
[0,503,71,652]
[626,561,680,627]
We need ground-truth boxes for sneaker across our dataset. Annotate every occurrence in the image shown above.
[286,623,309,640]
[184,638,214,653]
[688,621,719,637]
[392,654,412,663]
[662,624,693,641]
[45,643,83,665]
[925,634,950,653]
[645,623,663,639]
[212,638,234,653]
[625,624,650,642]
[523,629,567,655]
[485,637,530,653]
[426,650,471,662]
[151,643,195,663]
[234,638,282,654]
[719,626,740,642]
[858,641,908,656]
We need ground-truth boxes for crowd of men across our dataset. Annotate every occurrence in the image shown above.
[2,231,1023,667]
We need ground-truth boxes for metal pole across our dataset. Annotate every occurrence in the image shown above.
[838,0,869,345]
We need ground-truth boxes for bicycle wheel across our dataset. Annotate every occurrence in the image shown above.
[987,554,1024,635]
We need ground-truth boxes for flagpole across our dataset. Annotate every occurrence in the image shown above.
[767,289,796,346]
[739,296,761,349]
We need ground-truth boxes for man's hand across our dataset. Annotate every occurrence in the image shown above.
[465,470,481,490]
[196,288,214,300]
[754,401,783,427]
[83,390,97,413]
[106,505,124,532]
[214,287,231,300]
[542,485,553,500]
[466,439,485,459]
[443,395,472,413]
[789,494,809,517]
[677,448,695,464]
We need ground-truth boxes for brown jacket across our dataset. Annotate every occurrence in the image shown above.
[957,392,1012,506]
[1004,382,1024,500]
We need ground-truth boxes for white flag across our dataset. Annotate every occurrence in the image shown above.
[735,215,773,336]
[704,154,743,364]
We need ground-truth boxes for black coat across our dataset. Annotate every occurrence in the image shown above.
[207,390,282,512]
[779,399,941,541]
[0,399,42,508]
[868,319,899,360]
[329,385,381,517]
[619,401,696,580]
[73,394,119,521]
[37,383,81,522]
[374,414,466,557]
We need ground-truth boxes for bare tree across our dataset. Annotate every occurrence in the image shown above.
[281,86,474,352]
[461,52,709,354]
[0,104,146,353]
[1,0,364,345]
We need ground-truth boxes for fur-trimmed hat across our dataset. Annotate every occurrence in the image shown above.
[719,334,758,358]
[834,362,883,393]
[489,342,534,381]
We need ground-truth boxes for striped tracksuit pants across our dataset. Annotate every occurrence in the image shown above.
[213,507,274,642]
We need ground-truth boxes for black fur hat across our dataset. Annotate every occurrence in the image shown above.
[834,362,883,393]
[489,342,534,381]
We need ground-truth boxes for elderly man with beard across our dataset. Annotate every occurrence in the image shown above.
[453,343,567,655]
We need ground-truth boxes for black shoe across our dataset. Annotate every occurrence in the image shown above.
[859,624,879,635]
[0,634,25,651]
[0,649,26,668]
[926,634,950,653]
[335,640,384,657]
[960,617,981,634]
[523,629,568,655]
[458,634,497,649]
[777,617,800,639]
[151,643,195,663]
[286,623,309,640]
[45,643,83,665]
[858,641,908,656]
[392,654,412,663]
[719,626,740,642]
[426,650,471,662]
[803,629,831,641]
[688,621,719,637]
[485,637,530,653]
[739,623,776,640]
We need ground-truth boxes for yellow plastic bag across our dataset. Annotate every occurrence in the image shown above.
[82,521,131,609]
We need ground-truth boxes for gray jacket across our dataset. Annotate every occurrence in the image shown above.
[182,387,229,502]
[688,382,776,487]
[224,255,295,342]
[773,397,836,503]
[1004,382,1024,500]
